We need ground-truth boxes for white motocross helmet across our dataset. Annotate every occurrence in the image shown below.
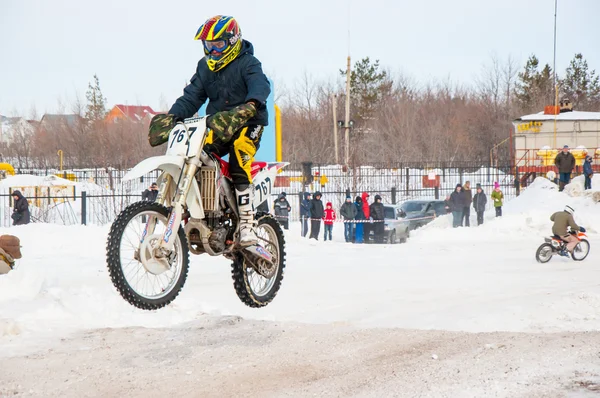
[564,205,575,215]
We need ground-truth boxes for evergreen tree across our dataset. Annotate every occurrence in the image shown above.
[85,74,107,121]
[561,53,600,110]
[341,57,390,121]
[515,55,554,112]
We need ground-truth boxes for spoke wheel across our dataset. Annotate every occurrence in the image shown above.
[231,215,286,308]
[571,239,590,261]
[106,201,189,310]
[535,243,554,263]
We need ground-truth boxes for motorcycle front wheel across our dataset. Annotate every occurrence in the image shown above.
[106,201,189,310]
[571,239,590,261]
[231,215,286,308]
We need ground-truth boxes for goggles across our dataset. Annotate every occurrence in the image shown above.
[204,40,228,53]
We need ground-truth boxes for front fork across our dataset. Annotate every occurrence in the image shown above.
[154,159,200,255]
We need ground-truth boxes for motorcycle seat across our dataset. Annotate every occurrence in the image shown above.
[213,155,267,180]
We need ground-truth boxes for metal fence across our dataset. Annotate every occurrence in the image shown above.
[0,193,142,228]
[267,162,521,221]
[1,160,577,227]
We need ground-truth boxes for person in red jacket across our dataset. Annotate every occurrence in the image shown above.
[361,192,371,242]
[323,202,337,241]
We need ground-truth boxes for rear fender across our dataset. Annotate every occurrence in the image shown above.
[252,162,288,208]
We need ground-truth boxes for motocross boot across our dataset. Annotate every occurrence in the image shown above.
[236,184,258,246]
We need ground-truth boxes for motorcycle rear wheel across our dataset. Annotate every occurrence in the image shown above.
[535,243,554,263]
[231,215,286,308]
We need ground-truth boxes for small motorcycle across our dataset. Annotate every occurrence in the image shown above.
[106,116,287,310]
[535,230,590,263]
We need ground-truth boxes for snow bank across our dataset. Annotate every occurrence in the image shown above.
[0,175,76,188]
[414,176,600,242]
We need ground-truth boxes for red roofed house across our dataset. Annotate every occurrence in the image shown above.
[106,105,158,124]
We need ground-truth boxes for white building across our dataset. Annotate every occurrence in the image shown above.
[0,116,37,146]
[512,108,600,168]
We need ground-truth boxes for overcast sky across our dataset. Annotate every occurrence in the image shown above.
[1,0,599,117]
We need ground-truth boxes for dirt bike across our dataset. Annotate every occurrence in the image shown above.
[535,230,590,263]
[106,116,287,310]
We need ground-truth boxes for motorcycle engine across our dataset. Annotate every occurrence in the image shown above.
[208,226,228,252]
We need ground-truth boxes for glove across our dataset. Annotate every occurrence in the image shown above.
[148,114,182,147]
[579,226,586,233]
[207,102,257,142]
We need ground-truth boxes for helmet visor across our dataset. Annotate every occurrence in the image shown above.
[204,40,228,53]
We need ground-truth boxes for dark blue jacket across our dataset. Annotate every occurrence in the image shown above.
[354,200,366,220]
[300,197,311,218]
[169,40,271,125]
[584,160,593,176]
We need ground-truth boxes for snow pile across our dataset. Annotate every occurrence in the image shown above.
[412,176,600,241]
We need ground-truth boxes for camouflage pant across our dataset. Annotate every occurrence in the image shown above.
[204,125,264,187]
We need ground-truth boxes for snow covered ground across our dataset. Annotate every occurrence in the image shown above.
[1,176,599,396]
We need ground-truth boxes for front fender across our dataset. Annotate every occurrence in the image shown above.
[123,155,185,182]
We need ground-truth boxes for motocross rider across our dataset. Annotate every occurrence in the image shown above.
[149,15,270,246]
[550,205,586,256]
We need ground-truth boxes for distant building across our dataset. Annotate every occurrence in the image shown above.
[105,105,158,124]
[0,116,37,145]
[512,102,600,168]
[39,114,84,132]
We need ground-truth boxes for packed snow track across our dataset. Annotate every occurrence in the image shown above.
[1,177,600,397]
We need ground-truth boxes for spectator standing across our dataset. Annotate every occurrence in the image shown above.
[300,193,312,237]
[309,191,324,240]
[11,190,30,226]
[462,181,473,227]
[369,195,385,243]
[340,195,357,243]
[323,202,336,241]
[491,182,503,217]
[274,192,291,230]
[583,155,593,190]
[554,145,576,191]
[449,184,465,228]
[354,196,365,244]
[472,183,487,226]
[361,192,371,240]
[142,182,159,201]
[444,195,452,214]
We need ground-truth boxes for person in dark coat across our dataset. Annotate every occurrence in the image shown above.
[369,194,385,243]
[462,181,473,227]
[449,184,466,228]
[309,191,324,240]
[142,182,159,202]
[274,192,291,230]
[353,196,365,243]
[12,190,30,226]
[472,183,487,226]
[340,195,357,243]
[554,145,576,191]
[300,192,312,237]
[444,195,452,214]
[583,155,593,190]
[151,16,271,246]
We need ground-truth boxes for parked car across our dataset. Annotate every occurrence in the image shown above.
[366,205,410,244]
[398,200,446,231]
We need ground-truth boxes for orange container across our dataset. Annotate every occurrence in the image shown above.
[544,105,560,115]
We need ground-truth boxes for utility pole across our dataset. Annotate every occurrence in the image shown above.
[344,55,351,165]
[552,0,558,148]
[332,94,339,164]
